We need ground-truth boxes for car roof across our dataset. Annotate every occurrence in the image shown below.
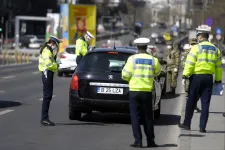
[89,47,137,54]
[66,45,76,48]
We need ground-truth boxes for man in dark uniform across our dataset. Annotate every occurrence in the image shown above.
[122,37,161,148]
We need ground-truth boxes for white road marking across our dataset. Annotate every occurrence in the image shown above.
[32,71,39,74]
[0,109,14,115]
[39,95,56,101]
[3,76,15,79]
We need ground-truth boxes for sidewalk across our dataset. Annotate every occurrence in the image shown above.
[178,81,225,149]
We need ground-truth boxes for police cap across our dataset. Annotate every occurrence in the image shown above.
[50,35,62,46]
[86,31,94,39]
[133,37,150,46]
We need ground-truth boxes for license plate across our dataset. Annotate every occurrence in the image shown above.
[97,87,123,94]
[70,67,76,70]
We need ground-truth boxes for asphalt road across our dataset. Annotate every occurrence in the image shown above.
[0,27,183,150]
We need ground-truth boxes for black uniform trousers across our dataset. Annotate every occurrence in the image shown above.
[129,91,155,144]
[41,70,54,120]
[184,74,213,129]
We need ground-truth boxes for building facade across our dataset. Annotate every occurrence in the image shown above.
[0,0,59,38]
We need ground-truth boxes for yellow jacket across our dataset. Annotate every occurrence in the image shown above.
[38,46,58,73]
[75,37,88,57]
[183,41,222,81]
[122,53,161,92]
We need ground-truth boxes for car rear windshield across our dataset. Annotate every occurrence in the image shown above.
[77,52,131,73]
[66,47,76,54]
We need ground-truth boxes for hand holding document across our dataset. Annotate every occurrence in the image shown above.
[212,83,224,96]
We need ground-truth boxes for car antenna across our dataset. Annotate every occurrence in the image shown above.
[113,40,116,51]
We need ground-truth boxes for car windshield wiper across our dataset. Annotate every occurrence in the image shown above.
[110,69,122,73]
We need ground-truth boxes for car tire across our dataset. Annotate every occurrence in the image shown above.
[64,73,70,77]
[69,106,81,120]
[58,70,63,77]
[154,100,161,120]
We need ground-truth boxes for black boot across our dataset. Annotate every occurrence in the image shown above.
[130,142,142,148]
[147,140,158,147]
[41,119,55,126]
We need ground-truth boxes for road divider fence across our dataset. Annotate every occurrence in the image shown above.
[0,50,38,65]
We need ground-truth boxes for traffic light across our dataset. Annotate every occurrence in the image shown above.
[0,28,2,32]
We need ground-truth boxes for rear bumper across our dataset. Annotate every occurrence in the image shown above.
[58,66,76,73]
[69,91,130,113]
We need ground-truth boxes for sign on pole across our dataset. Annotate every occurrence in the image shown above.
[216,34,221,40]
[216,28,222,35]
[206,17,213,26]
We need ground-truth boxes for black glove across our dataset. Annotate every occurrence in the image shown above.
[182,75,189,79]
[215,80,222,84]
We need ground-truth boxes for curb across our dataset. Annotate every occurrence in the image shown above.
[0,62,32,68]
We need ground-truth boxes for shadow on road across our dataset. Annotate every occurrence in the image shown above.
[179,134,205,137]
[209,112,224,114]
[142,144,177,148]
[56,122,106,126]
[191,130,225,134]
[76,112,180,126]
[161,94,180,99]
[0,100,22,108]
[155,114,180,126]
[80,113,131,124]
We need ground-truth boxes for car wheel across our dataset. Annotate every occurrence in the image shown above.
[154,100,161,120]
[69,106,81,120]
[64,73,70,77]
[58,70,63,77]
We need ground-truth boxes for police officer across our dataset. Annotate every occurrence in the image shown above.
[180,25,222,132]
[38,35,61,126]
[75,31,94,64]
[122,38,161,148]
[180,38,201,125]
[165,40,180,95]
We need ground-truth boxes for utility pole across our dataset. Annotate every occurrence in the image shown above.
[202,0,208,24]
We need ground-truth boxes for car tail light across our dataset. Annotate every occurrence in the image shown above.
[108,52,118,54]
[60,54,66,58]
[70,74,79,90]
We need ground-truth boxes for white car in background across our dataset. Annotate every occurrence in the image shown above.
[57,45,77,77]
[151,33,159,39]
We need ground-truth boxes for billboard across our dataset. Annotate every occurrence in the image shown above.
[69,4,96,46]
[59,4,69,54]
[59,4,96,54]
[46,13,60,41]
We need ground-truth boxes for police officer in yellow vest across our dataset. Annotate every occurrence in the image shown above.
[165,40,180,95]
[38,35,61,126]
[122,38,161,148]
[180,38,201,125]
[180,25,222,132]
[76,31,94,64]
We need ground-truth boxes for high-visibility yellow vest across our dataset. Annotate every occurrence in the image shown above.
[122,53,161,92]
[75,38,88,56]
[38,47,58,73]
[183,41,222,81]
